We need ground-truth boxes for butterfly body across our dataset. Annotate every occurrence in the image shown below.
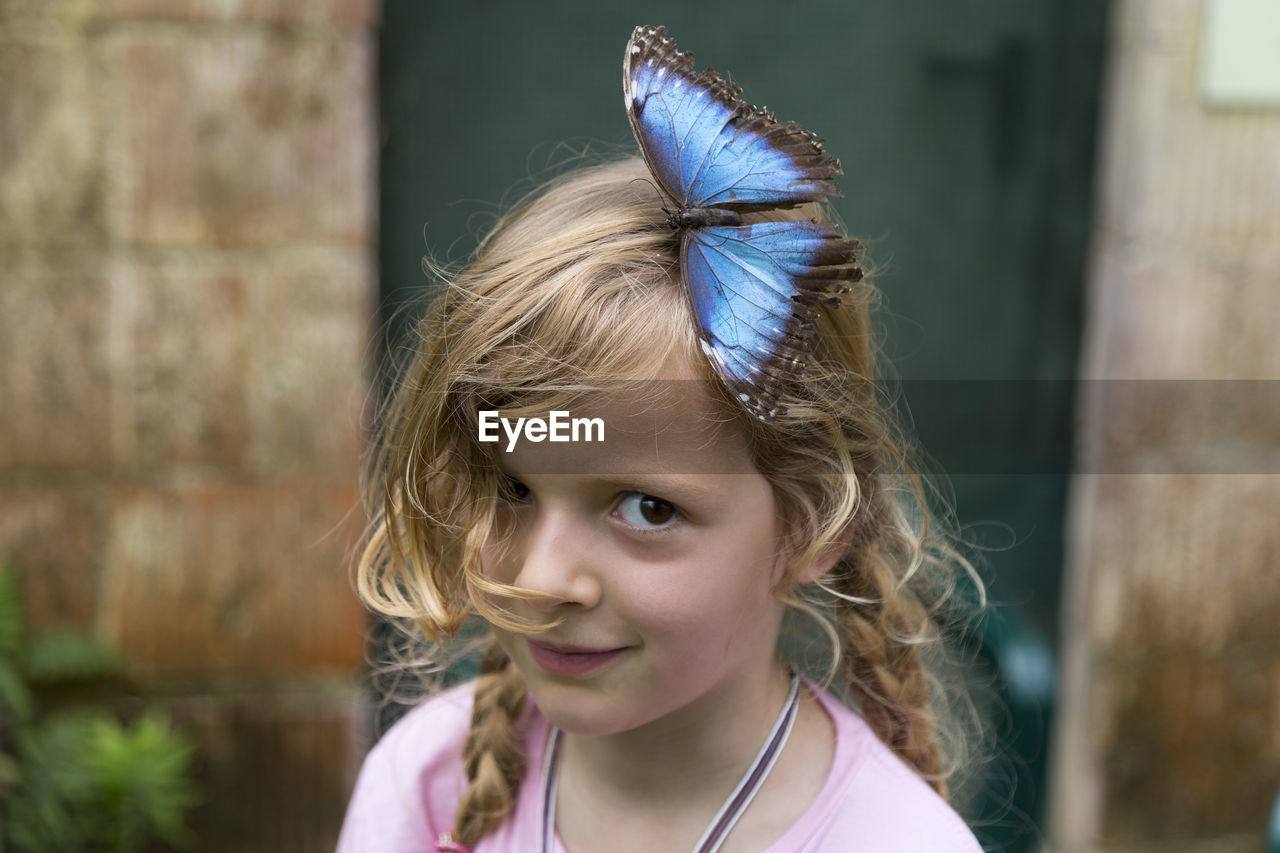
[669,207,743,229]
[623,25,862,421]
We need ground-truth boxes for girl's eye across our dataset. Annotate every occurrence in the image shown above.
[497,476,530,504]
[615,493,679,529]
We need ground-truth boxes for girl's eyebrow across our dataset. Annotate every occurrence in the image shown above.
[590,474,722,504]
[498,464,723,506]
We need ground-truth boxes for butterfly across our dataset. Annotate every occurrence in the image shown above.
[623,25,862,422]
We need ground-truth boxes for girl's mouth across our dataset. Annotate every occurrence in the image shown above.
[525,640,629,676]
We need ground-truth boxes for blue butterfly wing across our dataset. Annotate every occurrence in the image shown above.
[681,220,861,420]
[624,26,842,211]
[690,112,842,209]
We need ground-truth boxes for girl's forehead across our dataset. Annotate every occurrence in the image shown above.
[487,379,755,478]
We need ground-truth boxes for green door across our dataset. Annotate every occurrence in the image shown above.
[379,3,1108,848]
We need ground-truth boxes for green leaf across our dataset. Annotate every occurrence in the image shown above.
[0,568,199,852]
[0,564,24,658]
[3,712,105,851]
[86,713,199,851]
[27,629,125,684]
[0,658,33,722]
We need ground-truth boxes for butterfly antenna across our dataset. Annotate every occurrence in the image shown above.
[628,177,680,229]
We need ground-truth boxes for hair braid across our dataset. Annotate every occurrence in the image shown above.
[830,505,949,797]
[452,642,529,845]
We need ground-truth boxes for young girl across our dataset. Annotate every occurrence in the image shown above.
[340,28,984,853]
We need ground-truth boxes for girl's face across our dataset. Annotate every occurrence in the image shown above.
[481,379,791,737]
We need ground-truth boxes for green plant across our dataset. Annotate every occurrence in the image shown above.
[0,565,199,852]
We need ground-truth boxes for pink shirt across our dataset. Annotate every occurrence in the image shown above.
[338,681,982,852]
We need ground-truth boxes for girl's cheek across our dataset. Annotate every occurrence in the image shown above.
[478,542,509,581]
[627,580,710,627]
[481,508,526,578]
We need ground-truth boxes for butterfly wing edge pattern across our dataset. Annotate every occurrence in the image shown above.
[624,25,844,211]
[681,220,862,421]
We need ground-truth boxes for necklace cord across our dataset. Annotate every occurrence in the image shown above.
[540,673,803,853]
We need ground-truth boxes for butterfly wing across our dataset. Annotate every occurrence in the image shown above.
[623,25,843,211]
[681,220,861,420]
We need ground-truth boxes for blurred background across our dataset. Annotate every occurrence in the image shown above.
[1,0,1276,850]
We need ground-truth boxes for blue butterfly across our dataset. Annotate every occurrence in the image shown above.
[624,25,862,422]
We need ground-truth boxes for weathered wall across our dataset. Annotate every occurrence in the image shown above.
[0,0,376,848]
[1051,1,1280,850]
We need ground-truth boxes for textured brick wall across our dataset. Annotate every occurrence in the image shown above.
[1051,1,1280,851]
[0,0,376,848]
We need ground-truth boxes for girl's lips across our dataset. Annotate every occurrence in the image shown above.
[525,640,629,676]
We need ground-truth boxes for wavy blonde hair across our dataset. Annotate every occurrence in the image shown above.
[359,157,984,845]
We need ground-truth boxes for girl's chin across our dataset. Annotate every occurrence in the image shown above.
[523,682,648,737]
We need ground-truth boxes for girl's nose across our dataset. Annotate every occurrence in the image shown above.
[511,510,602,611]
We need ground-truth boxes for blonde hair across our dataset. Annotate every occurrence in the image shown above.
[358,157,984,845]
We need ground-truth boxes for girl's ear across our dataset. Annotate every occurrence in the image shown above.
[780,519,857,587]
[803,521,856,583]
